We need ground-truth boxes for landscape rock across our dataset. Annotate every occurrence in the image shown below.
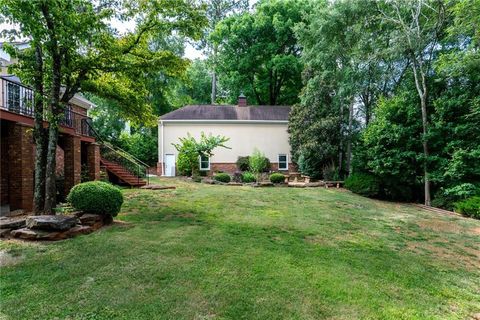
[11,228,66,241]
[254,182,274,187]
[227,182,243,186]
[6,209,25,217]
[65,225,93,237]
[103,214,113,225]
[140,185,176,190]
[0,217,26,230]
[202,179,216,185]
[0,229,11,238]
[26,215,79,231]
[79,213,103,226]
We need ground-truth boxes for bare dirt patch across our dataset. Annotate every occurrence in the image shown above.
[417,219,467,234]
[406,241,480,270]
[0,250,24,267]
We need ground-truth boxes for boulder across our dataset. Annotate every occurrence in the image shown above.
[0,229,11,238]
[65,225,93,237]
[253,182,274,187]
[26,215,79,231]
[11,228,66,241]
[6,209,25,217]
[0,217,26,230]
[227,182,243,186]
[79,213,103,226]
[103,214,113,225]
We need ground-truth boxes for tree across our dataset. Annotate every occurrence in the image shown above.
[212,0,305,105]
[172,132,230,176]
[1,0,206,213]
[199,0,249,104]
[290,0,393,178]
[378,0,449,206]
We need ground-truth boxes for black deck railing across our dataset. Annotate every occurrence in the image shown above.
[0,77,34,117]
[0,77,94,137]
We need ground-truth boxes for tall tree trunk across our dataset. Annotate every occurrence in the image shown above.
[420,95,431,206]
[346,100,354,176]
[41,2,62,214]
[211,45,218,104]
[43,122,60,214]
[33,44,47,214]
[411,59,431,206]
[43,55,62,214]
[338,103,344,176]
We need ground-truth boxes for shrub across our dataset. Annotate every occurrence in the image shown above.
[433,183,480,210]
[249,149,270,180]
[270,173,285,184]
[241,171,256,183]
[213,173,231,183]
[345,173,380,198]
[67,181,123,217]
[236,156,250,171]
[454,196,480,219]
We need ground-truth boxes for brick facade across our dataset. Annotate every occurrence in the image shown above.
[156,161,298,177]
[63,135,81,196]
[86,143,100,181]
[7,123,34,211]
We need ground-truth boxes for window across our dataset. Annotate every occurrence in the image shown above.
[278,154,288,170]
[199,155,210,171]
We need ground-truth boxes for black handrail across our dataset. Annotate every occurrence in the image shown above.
[83,120,149,186]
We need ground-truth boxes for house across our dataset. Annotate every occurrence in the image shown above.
[158,95,296,176]
[0,74,100,214]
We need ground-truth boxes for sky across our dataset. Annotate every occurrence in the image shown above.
[1,18,205,60]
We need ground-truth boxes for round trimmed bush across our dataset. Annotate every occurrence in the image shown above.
[241,171,256,183]
[344,173,380,198]
[236,156,250,171]
[67,181,123,217]
[213,173,231,183]
[270,173,285,184]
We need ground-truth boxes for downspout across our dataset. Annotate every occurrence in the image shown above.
[159,120,165,176]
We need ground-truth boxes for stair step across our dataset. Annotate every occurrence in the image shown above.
[101,157,146,187]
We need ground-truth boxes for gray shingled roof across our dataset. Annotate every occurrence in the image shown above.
[161,105,291,121]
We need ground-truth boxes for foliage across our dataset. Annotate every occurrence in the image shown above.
[345,173,380,198]
[1,0,206,213]
[249,149,269,181]
[119,130,158,167]
[454,196,480,219]
[175,137,200,176]
[269,173,285,184]
[211,0,306,105]
[236,156,250,172]
[67,181,123,217]
[241,171,256,183]
[213,173,231,183]
[355,93,423,201]
[172,132,230,176]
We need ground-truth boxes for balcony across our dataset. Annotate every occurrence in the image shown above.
[0,76,94,137]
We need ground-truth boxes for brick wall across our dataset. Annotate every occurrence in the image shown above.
[0,127,9,206]
[7,123,34,211]
[63,135,81,195]
[86,143,100,181]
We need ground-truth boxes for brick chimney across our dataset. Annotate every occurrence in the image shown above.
[238,93,247,107]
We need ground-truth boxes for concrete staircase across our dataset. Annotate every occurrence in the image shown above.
[100,158,147,187]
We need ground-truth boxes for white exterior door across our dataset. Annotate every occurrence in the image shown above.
[164,154,176,177]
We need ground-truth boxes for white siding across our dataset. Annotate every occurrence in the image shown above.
[159,121,291,164]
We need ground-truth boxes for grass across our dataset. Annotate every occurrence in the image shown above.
[1,177,479,320]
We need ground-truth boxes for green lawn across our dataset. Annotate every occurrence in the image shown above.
[1,178,479,320]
